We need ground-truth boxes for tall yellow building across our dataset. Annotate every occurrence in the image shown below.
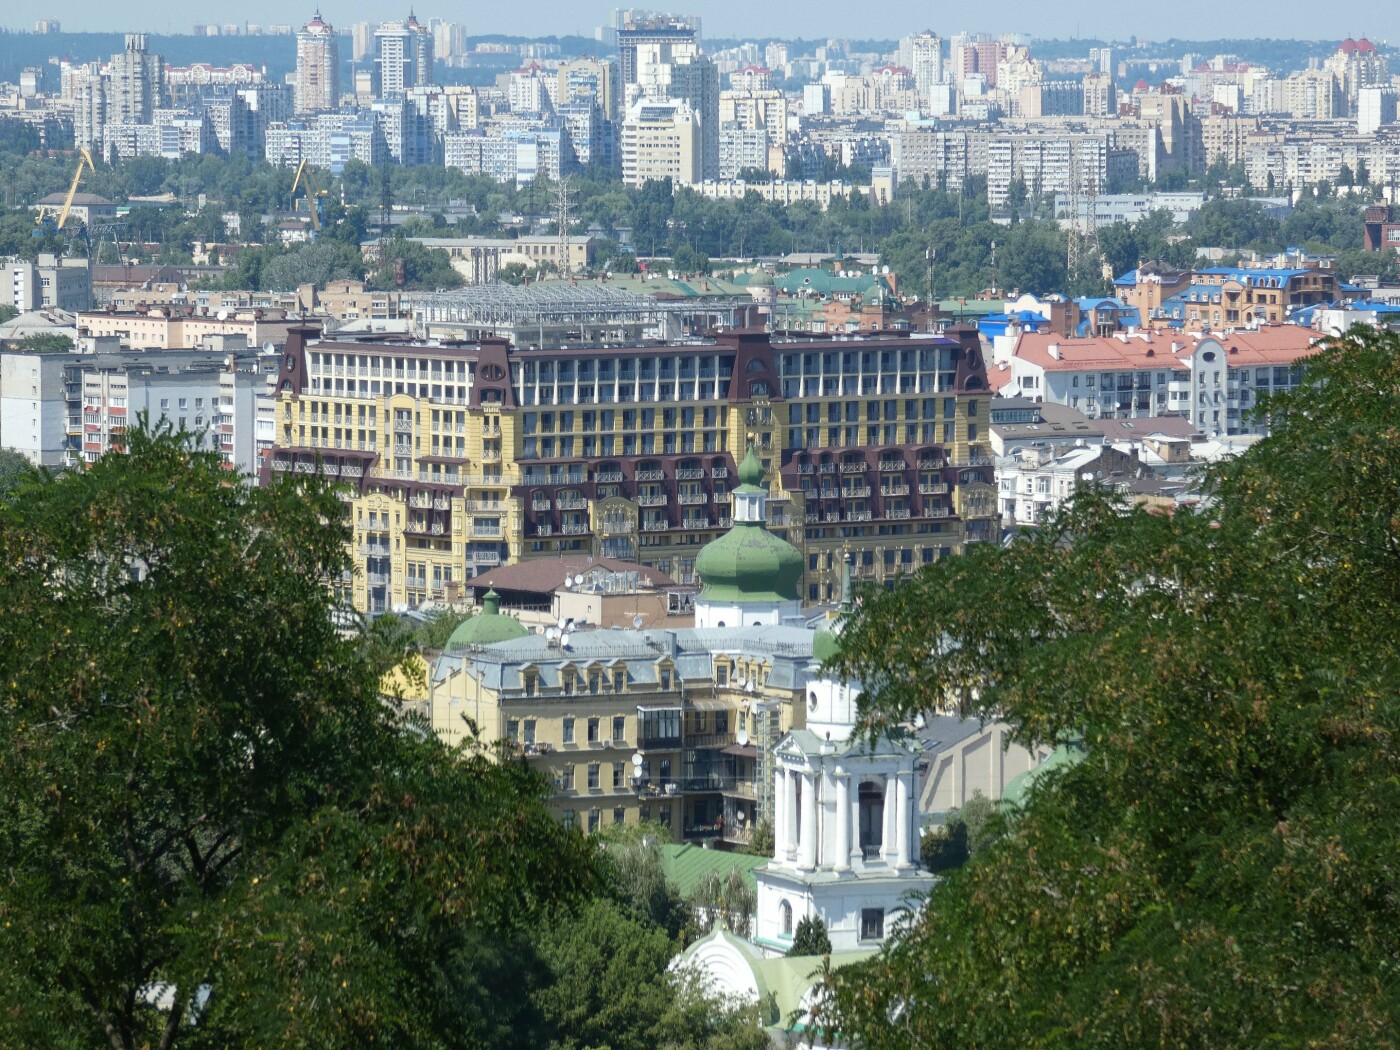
[268,325,998,614]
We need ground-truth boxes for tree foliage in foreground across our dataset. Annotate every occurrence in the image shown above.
[823,325,1400,1049]
[0,428,599,1048]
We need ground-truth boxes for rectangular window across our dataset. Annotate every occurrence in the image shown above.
[587,717,600,743]
[613,762,626,789]
[613,807,626,825]
[506,719,519,741]
[562,717,575,744]
[588,809,600,833]
[523,720,536,745]
[612,715,626,742]
[587,763,600,789]
[861,908,885,940]
[562,809,576,830]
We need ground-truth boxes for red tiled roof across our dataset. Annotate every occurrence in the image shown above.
[1013,326,1320,373]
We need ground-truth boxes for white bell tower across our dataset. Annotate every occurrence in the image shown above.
[751,581,935,956]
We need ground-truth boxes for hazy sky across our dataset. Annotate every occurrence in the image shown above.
[7,0,1397,41]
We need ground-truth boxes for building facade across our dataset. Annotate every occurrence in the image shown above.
[1003,326,1318,437]
[621,99,702,186]
[295,14,341,115]
[267,327,997,615]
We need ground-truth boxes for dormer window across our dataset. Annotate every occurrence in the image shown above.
[613,670,626,692]
[588,672,601,695]
[660,669,673,691]
[715,661,729,686]
[522,671,538,697]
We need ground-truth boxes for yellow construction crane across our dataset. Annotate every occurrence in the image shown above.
[35,147,96,231]
[290,158,328,233]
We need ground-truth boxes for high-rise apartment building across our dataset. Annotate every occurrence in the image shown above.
[72,71,107,151]
[904,31,944,104]
[375,15,434,97]
[617,15,700,87]
[266,327,998,615]
[621,98,702,186]
[295,12,341,114]
[671,56,720,182]
[1082,72,1117,117]
[109,35,164,126]
[1357,85,1397,135]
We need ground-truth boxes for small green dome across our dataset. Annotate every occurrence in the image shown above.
[737,447,765,488]
[445,589,529,651]
[749,269,775,288]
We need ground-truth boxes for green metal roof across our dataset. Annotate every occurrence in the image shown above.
[774,268,891,297]
[659,844,768,897]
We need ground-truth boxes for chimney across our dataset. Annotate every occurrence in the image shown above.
[1047,343,1061,360]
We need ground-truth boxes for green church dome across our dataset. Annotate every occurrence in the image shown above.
[445,589,529,651]
[694,449,802,605]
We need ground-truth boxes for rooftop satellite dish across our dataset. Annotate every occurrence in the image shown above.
[560,632,572,648]
[558,617,568,631]
[632,615,644,629]
[546,626,561,642]
[736,809,746,822]
[631,752,644,767]
[216,309,228,321]
[736,728,749,746]
[746,679,756,693]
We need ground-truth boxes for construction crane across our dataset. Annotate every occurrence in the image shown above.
[35,147,96,232]
[290,158,328,234]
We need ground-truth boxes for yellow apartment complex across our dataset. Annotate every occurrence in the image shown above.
[267,326,999,613]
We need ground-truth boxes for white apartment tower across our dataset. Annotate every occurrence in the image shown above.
[621,98,702,187]
[907,31,945,104]
[1358,86,1397,136]
[296,12,341,115]
[375,15,434,97]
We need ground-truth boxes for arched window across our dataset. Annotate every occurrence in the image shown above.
[780,899,793,936]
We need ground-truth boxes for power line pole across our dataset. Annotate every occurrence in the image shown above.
[553,174,574,277]
[1066,141,1083,283]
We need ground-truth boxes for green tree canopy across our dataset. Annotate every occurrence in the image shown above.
[787,915,832,958]
[0,427,598,1048]
[822,326,1400,1049]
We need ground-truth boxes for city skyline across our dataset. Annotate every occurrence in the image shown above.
[6,0,1398,43]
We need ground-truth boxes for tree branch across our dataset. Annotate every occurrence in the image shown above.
[158,990,184,1050]
[88,1003,128,1050]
